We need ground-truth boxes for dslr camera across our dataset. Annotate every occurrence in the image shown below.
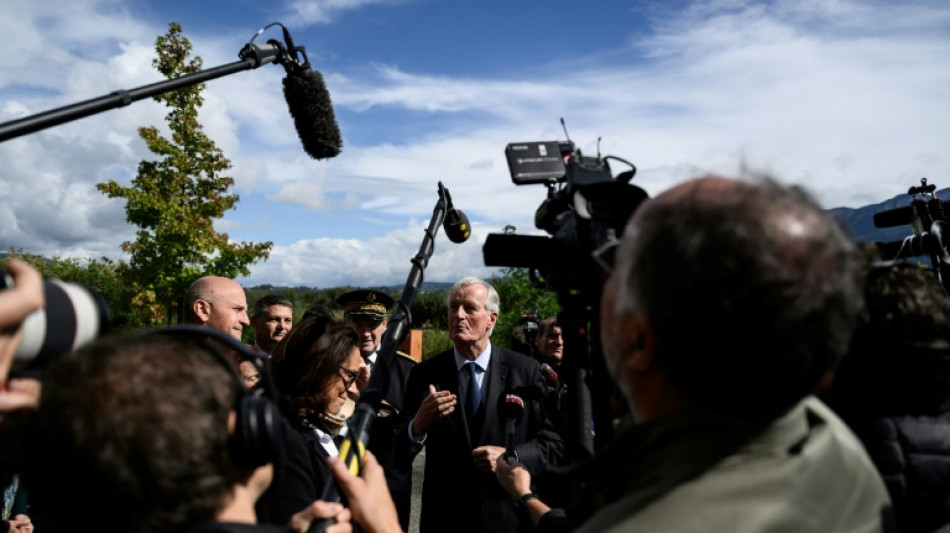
[1,270,110,368]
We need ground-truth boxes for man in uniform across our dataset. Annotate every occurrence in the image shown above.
[336,289,415,409]
[336,289,417,530]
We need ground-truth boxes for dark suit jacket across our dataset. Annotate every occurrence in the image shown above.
[368,351,417,531]
[376,350,416,413]
[256,418,332,528]
[402,345,565,533]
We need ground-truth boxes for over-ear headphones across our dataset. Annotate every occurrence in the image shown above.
[142,325,285,469]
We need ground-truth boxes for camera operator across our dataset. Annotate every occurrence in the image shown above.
[496,174,894,532]
[586,174,894,531]
[533,318,563,371]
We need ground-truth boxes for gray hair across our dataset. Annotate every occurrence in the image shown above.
[448,277,501,315]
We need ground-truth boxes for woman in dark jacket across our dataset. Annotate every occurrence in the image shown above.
[256,316,363,527]
[826,261,950,533]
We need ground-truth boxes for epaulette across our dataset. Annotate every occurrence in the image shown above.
[396,350,418,363]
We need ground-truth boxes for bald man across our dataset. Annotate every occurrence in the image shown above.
[184,276,251,341]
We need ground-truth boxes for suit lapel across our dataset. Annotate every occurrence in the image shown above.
[476,346,510,444]
[302,428,331,460]
[436,352,471,449]
[297,426,333,485]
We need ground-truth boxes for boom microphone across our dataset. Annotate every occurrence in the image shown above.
[502,393,525,460]
[266,23,342,161]
[444,208,471,244]
[283,64,342,160]
[441,185,471,243]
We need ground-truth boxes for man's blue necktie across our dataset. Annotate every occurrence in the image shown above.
[465,361,481,419]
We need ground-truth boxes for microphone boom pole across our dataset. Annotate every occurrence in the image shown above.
[0,42,284,143]
[378,181,453,376]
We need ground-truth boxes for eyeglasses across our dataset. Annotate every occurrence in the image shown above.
[338,365,360,389]
[591,239,620,276]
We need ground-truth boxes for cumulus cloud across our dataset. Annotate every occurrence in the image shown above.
[238,218,502,287]
[285,0,412,25]
[2,0,948,289]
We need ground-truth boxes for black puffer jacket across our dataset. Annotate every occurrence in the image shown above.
[848,413,950,533]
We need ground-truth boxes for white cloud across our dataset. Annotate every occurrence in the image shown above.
[239,218,502,286]
[285,0,411,25]
[2,0,948,290]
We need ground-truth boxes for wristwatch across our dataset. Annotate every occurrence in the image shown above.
[515,492,539,509]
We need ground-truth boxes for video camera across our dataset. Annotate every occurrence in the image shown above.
[483,138,648,291]
[519,308,542,347]
[482,131,649,454]
[873,177,950,296]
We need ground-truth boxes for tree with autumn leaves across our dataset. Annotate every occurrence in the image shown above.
[97,22,271,326]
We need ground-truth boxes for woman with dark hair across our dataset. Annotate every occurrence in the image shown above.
[826,261,950,533]
[257,316,364,527]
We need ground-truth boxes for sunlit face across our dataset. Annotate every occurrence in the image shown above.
[238,360,261,390]
[448,284,497,351]
[536,325,564,364]
[253,304,293,352]
[204,284,250,341]
[351,317,386,358]
[322,347,363,416]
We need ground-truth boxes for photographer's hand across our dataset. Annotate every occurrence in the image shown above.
[288,500,351,533]
[327,450,402,533]
[0,259,44,383]
[495,455,532,500]
[0,378,42,415]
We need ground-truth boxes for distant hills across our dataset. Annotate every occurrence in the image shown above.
[830,188,950,247]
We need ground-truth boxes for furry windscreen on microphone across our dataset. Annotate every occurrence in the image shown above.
[283,67,342,160]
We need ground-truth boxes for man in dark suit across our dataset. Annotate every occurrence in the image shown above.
[403,277,565,533]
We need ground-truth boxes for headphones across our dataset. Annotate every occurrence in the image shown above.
[142,325,285,469]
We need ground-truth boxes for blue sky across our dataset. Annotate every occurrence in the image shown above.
[1,0,948,288]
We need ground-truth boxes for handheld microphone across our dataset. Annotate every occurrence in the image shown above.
[502,393,525,460]
[539,363,559,387]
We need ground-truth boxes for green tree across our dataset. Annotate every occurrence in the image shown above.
[490,266,560,350]
[486,225,560,349]
[4,249,136,330]
[97,22,271,326]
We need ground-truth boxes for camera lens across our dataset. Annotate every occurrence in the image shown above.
[11,278,110,366]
